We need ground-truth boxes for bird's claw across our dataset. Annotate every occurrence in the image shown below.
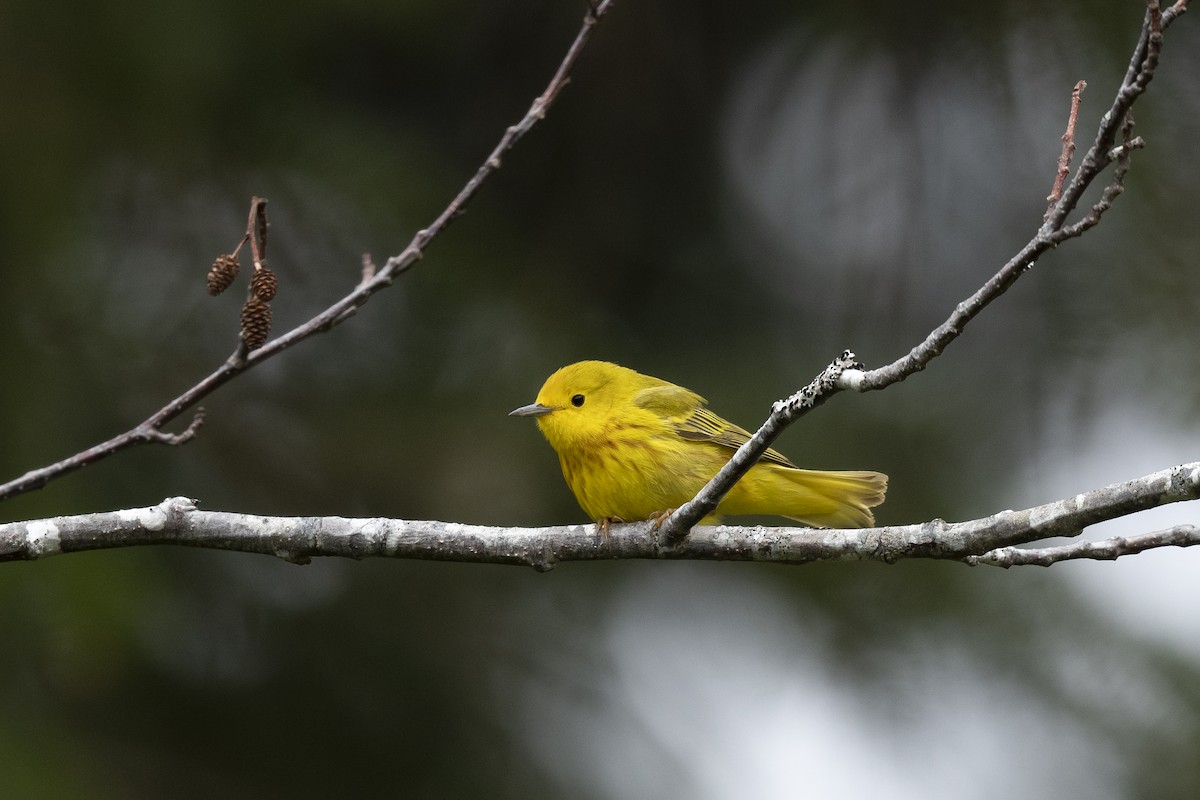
[596,516,624,542]
[648,509,675,530]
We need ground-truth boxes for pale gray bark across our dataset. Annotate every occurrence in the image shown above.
[4,463,1196,570]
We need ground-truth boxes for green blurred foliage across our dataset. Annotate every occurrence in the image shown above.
[1,1,1199,797]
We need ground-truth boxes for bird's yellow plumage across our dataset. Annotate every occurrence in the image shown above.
[511,361,887,527]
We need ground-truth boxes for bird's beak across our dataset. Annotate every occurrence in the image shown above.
[509,402,554,418]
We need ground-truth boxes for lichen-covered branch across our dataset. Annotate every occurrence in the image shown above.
[657,1,1188,540]
[4,463,1196,570]
[659,352,860,540]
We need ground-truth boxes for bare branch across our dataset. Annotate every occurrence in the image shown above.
[4,463,1197,570]
[0,0,617,505]
[654,2,1188,541]
[858,4,1179,394]
[970,525,1200,568]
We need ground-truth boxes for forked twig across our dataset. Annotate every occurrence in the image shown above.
[659,0,1188,541]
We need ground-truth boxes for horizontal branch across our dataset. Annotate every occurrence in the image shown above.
[3,462,1197,571]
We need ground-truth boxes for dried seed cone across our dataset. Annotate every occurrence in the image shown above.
[207,254,240,295]
[251,266,278,301]
[240,296,272,350]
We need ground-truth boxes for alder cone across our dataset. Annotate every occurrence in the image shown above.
[207,254,239,295]
[251,266,278,301]
[240,296,271,350]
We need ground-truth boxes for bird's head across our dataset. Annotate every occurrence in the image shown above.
[510,360,640,452]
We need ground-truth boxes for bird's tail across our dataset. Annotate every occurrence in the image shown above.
[782,468,887,528]
[720,466,888,528]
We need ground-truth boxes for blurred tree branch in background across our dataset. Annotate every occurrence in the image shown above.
[1,0,1195,568]
[0,1,615,504]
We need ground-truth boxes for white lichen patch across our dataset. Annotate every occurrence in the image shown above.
[837,369,866,391]
[115,498,192,531]
[26,520,62,557]
[384,521,416,554]
[138,504,169,531]
[1028,502,1069,531]
[821,530,846,547]
[355,520,382,539]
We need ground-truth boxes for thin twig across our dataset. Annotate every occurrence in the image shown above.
[860,1,1176,394]
[360,253,377,286]
[1044,80,1086,220]
[1046,0,1180,232]
[140,410,206,446]
[656,1,1186,540]
[0,1,617,504]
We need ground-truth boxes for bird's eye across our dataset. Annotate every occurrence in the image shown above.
[571,394,585,407]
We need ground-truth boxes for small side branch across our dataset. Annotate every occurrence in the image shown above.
[1044,80,1086,220]
[1,411,209,497]
[970,525,1200,568]
[1058,117,1144,239]
[138,410,206,446]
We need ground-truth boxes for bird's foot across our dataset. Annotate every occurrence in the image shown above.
[596,516,625,543]
[648,509,676,530]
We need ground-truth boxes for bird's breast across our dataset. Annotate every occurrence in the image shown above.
[556,422,716,521]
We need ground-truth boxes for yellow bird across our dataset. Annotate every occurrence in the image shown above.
[511,360,887,528]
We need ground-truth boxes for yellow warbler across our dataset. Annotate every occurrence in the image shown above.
[511,360,887,527]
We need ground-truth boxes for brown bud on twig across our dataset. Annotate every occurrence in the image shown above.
[250,266,278,302]
[207,254,240,296]
[253,197,269,260]
[240,296,272,351]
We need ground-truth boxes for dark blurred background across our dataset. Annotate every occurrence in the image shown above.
[2,1,1199,797]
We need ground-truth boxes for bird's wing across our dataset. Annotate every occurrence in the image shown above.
[633,384,798,469]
